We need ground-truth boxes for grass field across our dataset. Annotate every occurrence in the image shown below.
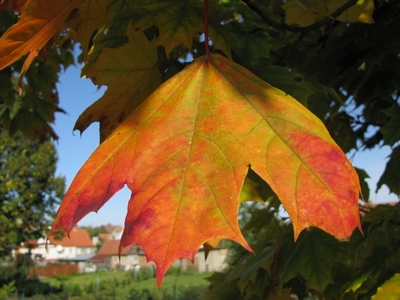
[40,270,213,299]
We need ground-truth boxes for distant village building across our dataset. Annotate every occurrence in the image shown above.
[89,239,151,271]
[17,224,229,275]
[18,226,96,273]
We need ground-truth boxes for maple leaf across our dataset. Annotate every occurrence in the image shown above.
[76,24,161,142]
[66,0,112,58]
[51,54,361,286]
[0,0,81,71]
[132,0,231,57]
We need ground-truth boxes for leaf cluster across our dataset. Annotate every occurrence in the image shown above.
[0,10,75,141]
[207,202,400,300]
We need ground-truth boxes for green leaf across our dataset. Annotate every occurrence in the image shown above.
[255,65,341,107]
[355,167,370,201]
[380,105,400,146]
[206,272,243,300]
[376,146,400,196]
[279,228,347,293]
[229,246,276,293]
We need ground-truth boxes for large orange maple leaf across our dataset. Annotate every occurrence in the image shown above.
[52,54,361,286]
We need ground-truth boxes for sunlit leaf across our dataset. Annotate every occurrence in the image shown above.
[76,25,161,141]
[52,54,360,286]
[133,0,231,57]
[66,0,112,58]
[0,0,81,70]
[376,146,400,196]
[372,273,400,300]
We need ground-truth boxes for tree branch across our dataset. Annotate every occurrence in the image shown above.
[241,0,358,33]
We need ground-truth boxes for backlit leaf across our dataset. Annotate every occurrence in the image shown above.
[75,25,161,142]
[133,0,231,57]
[0,0,81,70]
[380,105,400,147]
[376,146,400,196]
[372,273,400,300]
[52,54,360,286]
[66,0,112,58]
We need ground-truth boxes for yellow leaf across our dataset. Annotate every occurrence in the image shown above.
[133,0,231,57]
[76,24,161,142]
[66,0,113,58]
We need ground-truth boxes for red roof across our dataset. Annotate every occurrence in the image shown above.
[102,224,123,234]
[99,233,110,241]
[96,240,143,256]
[49,227,94,247]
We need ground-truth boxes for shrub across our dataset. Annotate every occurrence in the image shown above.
[98,279,108,291]
[179,285,207,300]
[166,266,181,275]
[128,288,154,300]
[86,281,96,293]
[69,283,83,297]
[136,267,152,281]
[122,272,132,285]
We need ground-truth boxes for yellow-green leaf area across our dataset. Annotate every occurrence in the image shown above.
[372,274,400,300]
[133,0,231,57]
[76,24,161,142]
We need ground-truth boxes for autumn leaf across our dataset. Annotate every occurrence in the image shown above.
[51,54,360,286]
[75,24,161,142]
[0,0,81,71]
[66,0,112,58]
[132,0,231,57]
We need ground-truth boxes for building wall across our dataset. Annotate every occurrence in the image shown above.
[19,237,96,261]
[110,255,140,269]
[171,248,228,273]
[194,248,228,273]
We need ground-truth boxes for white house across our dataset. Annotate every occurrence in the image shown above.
[19,226,96,262]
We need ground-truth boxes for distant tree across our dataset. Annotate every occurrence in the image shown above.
[0,130,65,256]
[81,226,108,239]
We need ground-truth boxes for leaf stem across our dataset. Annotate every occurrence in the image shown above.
[204,0,210,57]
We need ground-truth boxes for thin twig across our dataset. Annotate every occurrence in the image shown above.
[204,0,210,57]
[241,0,358,33]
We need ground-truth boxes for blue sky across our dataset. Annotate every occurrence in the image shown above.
[54,63,399,227]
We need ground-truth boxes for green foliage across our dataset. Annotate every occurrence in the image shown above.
[85,281,96,294]
[179,285,208,300]
[80,226,108,238]
[207,203,400,299]
[0,9,74,141]
[69,283,84,297]
[128,288,154,300]
[136,267,153,281]
[0,130,65,255]
[0,280,15,298]
[166,266,181,276]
